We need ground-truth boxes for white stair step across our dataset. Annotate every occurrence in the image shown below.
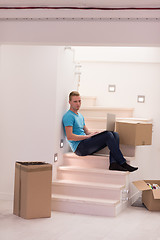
[51,194,120,217]
[57,166,129,185]
[63,152,134,169]
[79,107,134,118]
[70,134,135,157]
[52,180,124,200]
[85,117,108,129]
[84,117,152,130]
[63,153,109,169]
[93,144,136,157]
[81,96,97,107]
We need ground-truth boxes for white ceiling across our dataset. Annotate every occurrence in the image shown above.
[0,0,160,8]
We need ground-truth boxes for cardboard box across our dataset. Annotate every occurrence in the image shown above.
[116,121,152,146]
[133,180,160,211]
[13,162,52,219]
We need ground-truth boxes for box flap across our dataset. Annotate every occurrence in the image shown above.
[152,189,160,199]
[133,180,151,191]
[16,162,52,172]
[116,120,152,125]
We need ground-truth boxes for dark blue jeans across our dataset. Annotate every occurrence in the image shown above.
[75,131,126,165]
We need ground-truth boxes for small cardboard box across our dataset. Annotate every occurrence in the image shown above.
[133,180,160,211]
[13,161,52,219]
[116,121,152,146]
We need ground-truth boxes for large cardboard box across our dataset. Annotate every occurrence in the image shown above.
[133,180,160,211]
[116,121,152,146]
[13,162,52,219]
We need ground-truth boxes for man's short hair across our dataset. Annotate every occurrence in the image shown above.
[69,91,80,101]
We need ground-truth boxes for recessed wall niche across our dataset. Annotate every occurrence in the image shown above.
[108,85,116,92]
[137,95,145,103]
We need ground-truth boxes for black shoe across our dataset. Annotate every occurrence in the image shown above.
[121,162,138,172]
[109,162,128,172]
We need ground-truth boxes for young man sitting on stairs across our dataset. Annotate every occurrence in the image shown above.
[62,91,138,172]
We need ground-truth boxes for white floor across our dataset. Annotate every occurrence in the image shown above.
[0,200,160,240]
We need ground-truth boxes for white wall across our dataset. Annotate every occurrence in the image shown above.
[73,47,160,63]
[53,47,77,179]
[0,45,75,200]
[74,46,160,179]
[75,47,160,112]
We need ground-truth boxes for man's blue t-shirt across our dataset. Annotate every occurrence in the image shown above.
[62,110,86,152]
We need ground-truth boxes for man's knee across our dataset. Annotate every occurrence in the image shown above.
[112,131,119,139]
[104,131,114,139]
[104,131,119,141]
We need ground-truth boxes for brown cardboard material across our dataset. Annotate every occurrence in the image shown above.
[152,189,160,199]
[116,121,152,146]
[133,180,160,211]
[132,180,151,191]
[13,162,52,219]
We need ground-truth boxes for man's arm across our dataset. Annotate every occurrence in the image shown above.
[84,125,100,136]
[65,126,99,141]
[65,126,94,141]
[83,125,92,135]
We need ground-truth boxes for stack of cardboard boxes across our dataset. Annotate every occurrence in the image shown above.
[116,120,160,211]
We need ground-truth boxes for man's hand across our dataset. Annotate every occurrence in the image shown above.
[65,126,100,141]
[84,125,99,136]
[85,132,99,138]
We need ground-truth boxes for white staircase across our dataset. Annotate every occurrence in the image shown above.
[56,165,128,185]
[51,96,139,217]
[62,152,134,171]
[52,194,120,217]
[52,153,130,217]
[79,106,134,118]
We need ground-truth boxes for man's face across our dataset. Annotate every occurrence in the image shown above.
[69,95,81,111]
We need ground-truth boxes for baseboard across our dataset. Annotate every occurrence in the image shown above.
[0,192,13,201]
[129,191,141,205]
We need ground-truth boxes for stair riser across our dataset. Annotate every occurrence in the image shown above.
[52,184,121,200]
[81,97,96,107]
[63,154,135,169]
[85,119,107,130]
[63,156,109,169]
[94,145,135,158]
[79,109,133,118]
[57,170,127,185]
[52,199,117,217]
